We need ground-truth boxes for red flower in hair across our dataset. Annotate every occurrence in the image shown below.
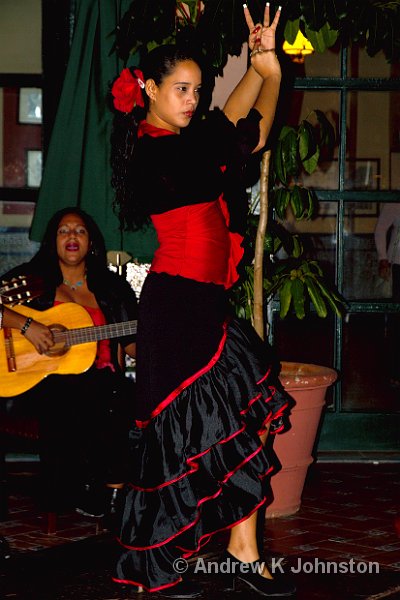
[112,68,145,113]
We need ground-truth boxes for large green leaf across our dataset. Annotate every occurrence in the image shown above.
[279,278,293,319]
[298,120,317,161]
[279,125,296,141]
[274,187,291,220]
[290,185,304,219]
[304,275,328,318]
[291,277,306,319]
[273,139,288,185]
[314,110,336,150]
[284,19,300,45]
[282,129,299,177]
[304,22,339,53]
[315,279,345,317]
[305,188,317,219]
[302,146,320,175]
[292,235,303,258]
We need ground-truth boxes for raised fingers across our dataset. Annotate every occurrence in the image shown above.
[243,4,255,31]
[269,5,282,30]
[263,2,270,28]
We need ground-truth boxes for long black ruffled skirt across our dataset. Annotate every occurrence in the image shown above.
[113,273,292,592]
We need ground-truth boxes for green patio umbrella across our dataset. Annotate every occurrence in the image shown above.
[30,0,157,263]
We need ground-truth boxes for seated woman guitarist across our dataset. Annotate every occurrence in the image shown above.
[0,206,138,528]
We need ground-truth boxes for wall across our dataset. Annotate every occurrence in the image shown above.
[0,0,42,73]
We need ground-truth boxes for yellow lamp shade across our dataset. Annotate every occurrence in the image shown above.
[283,30,314,63]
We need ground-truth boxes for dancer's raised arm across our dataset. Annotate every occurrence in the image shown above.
[223,4,282,152]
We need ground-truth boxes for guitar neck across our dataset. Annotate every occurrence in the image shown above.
[53,320,137,346]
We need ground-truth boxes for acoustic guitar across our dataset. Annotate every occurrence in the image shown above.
[1,274,43,306]
[0,303,137,397]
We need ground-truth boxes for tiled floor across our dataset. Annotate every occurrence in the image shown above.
[1,460,400,599]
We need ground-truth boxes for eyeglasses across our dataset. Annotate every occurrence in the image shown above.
[57,226,88,237]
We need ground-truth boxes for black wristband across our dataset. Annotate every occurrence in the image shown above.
[20,317,33,336]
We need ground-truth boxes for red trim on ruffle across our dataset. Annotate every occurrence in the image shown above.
[135,331,281,431]
[116,494,271,593]
[117,509,202,551]
[270,422,286,435]
[259,465,274,480]
[129,463,195,491]
[117,325,290,587]
[129,388,282,493]
[257,367,272,385]
[114,401,287,589]
[220,445,263,485]
[218,423,246,444]
[112,576,182,593]
[128,420,248,492]
[257,401,289,436]
[114,497,272,592]
[135,321,229,428]
[178,496,268,559]
[240,392,263,414]
[119,445,268,552]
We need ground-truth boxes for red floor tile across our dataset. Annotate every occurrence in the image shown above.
[1,460,399,576]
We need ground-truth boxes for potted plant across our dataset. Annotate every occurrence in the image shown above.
[231,109,343,330]
[232,113,344,518]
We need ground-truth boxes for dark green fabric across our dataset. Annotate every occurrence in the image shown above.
[30,0,157,263]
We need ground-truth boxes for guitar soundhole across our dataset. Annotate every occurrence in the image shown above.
[45,323,69,357]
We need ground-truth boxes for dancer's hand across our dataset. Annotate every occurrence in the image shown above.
[244,3,280,53]
[243,3,281,78]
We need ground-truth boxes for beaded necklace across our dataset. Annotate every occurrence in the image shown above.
[62,274,87,291]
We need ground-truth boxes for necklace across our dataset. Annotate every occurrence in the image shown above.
[63,274,87,291]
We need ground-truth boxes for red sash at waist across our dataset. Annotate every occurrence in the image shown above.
[150,199,244,289]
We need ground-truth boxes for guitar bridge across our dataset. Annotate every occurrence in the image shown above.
[3,327,16,372]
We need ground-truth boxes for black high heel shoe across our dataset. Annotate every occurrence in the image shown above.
[219,551,296,597]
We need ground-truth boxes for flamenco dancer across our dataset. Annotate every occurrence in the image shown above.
[110,4,295,597]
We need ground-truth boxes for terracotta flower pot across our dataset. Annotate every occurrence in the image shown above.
[265,361,338,518]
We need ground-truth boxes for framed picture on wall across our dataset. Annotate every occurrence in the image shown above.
[313,198,378,218]
[26,150,42,187]
[19,88,42,124]
[301,158,381,191]
[0,201,39,274]
[345,201,378,217]
[346,159,381,191]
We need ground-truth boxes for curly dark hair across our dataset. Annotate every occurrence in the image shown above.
[110,44,204,232]
[29,206,108,289]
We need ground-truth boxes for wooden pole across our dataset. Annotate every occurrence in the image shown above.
[253,150,271,340]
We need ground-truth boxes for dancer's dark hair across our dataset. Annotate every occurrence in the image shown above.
[110,44,203,232]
